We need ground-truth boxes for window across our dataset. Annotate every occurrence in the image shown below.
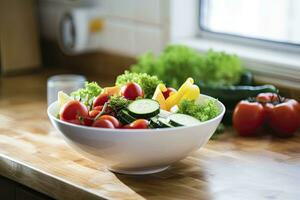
[200,0,300,46]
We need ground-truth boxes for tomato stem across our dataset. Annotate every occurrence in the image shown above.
[94,102,108,121]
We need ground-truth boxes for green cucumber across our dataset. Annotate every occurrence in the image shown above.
[128,99,160,119]
[149,117,173,128]
[117,110,136,124]
[157,118,173,128]
[168,113,201,127]
[149,117,161,128]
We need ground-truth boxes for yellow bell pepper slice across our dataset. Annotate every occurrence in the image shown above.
[166,78,200,110]
[152,83,168,110]
[181,84,200,101]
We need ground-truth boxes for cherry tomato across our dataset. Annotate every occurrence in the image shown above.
[83,117,94,126]
[162,87,177,99]
[92,119,115,128]
[93,93,110,107]
[233,101,264,136]
[60,100,88,124]
[256,93,278,104]
[268,99,300,137]
[121,82,144,100]
[93,106,103,111]
[89,110,100,118]
[98,115,121,128]
[123,119,149,129]
[67,119,82,125]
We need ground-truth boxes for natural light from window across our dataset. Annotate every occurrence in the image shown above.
[200,0,300,45]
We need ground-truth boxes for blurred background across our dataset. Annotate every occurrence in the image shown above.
[1,0,300,99]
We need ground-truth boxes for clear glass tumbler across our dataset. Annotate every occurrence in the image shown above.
[47,74,86,106]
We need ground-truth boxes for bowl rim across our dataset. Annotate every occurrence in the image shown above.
[47,94,225,133]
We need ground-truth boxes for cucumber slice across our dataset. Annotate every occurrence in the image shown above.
[117,110,136,124]
[149,117,160,128]
[128,99,160,119]
[149,117,173,128]
[158,118,173,128]
[168,113,201,127]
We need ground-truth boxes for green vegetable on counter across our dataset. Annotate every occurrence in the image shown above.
[115,71,163,98]
[71,82,102,108]
[131,44,243,88]
[178,99,220,122]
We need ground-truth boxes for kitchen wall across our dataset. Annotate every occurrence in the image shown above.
[38,0,198,56]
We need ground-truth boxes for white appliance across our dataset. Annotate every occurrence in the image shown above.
[38,0,198,56]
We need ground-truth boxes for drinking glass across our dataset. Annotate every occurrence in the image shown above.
[47,74,86,106]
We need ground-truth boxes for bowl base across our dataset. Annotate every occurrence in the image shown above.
[109,166,169,175]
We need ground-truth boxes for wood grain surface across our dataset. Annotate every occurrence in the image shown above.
[0,72,300,200]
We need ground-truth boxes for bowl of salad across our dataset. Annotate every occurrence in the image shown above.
[48,72,225,174]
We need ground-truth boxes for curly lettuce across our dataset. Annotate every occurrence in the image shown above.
[70,82,102,107]
[131,44,243,88]
[115,71,163,98]
[178,99,220,121]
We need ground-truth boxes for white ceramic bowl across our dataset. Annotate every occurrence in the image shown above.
[48,94,225,175]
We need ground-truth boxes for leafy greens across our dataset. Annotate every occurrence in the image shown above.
[131,44,243,88]
[71,82,102,107]
[178,99,220,122]
[115,71,163,98]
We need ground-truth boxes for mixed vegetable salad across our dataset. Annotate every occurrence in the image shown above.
[56,72,220,129]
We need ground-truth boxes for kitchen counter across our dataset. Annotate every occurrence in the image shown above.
[0,72,300,200]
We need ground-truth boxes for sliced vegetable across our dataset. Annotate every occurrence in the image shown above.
[128,99,160,119]
[165,78,200,110]
[117,110,136,125]
[162,87,176,99]
[168,113,201,127]
[58,91,72,109]
[149,117,173,128]
[158,118,173,128]
[152,84,168,110]
[103,85,121,96]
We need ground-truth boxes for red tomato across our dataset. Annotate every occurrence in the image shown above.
[92,119,115,128]
[268,99,300,137]
[122,124,132,129]
[124,119,149,129]
[233,101,264,136]
[67,119,82,125]
[93,93,110,107]
[60,100,88,124]
[162,87,177,99]
[121,82,144,100]
[256,93,278,104]
[83,117,94,126]
[93,106,103,111]
[263,103,274,123]
[98,115,121,128]
[89,110,100,118]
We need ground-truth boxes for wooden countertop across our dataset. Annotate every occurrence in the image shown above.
[1,72,300,200]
